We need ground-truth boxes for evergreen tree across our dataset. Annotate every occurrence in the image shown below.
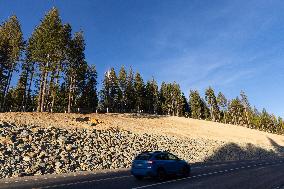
[100,68,121,112]
[12,69,28,111]
[240,91,252,127]
[189,90,204,119]
[0,15,24,110]
[53,82,68,112]
[65,31,86,113]
[134,72,145,113]
[159,82,184,116]
[28,7,66,112]
[118,66,127,112]
[0,26,10,108]
[145,78,159,114]
[217,92,228,123]
[228,97,245,125]
[181,93,190,117]
[125,67,135,112]
[205,87,220,122]
[77,65,98,112]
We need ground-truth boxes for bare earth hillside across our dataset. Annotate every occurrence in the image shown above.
[0,112,283,147]
[1,112,284,178]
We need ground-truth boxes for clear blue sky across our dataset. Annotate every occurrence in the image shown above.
[1,0,284,116]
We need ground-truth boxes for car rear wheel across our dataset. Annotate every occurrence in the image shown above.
[181,165,190,177]
[134,175,144,180]
[156,168,166,181]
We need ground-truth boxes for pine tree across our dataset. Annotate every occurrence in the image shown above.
[201,98,210,120]
[181,93,190,117]
[118,66,127,112]
[228,97,245,125]
[240,91,252,127]
[100,68,121,113]
[125,67,135,112]
[250,107,261,130]
[189,90,204,119]
[134,72,145,113]
[77,65,98,112]
[12,68,28,111]
[0,26,10,107]
[145,78,159,114]
[0,15,24,110]
[65,31,86,113]
[28,7,66,112]
[277,117,284,134]
[171,82,184,116]
[53,82,68,112]
[217,92,228,123]
[205,87,220,122]
[159,82,183,116]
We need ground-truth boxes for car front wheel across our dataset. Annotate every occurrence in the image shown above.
[156,168,166,181]
[181,165,190,177]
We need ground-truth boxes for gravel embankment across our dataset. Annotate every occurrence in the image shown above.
[0,122,281,179]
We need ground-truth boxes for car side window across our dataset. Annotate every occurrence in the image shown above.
[167,153,179,160]
[155,153,168,160]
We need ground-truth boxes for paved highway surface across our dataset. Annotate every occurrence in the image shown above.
[1,158,284,189]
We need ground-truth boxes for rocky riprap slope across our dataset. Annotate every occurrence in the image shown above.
[0,122,280,178]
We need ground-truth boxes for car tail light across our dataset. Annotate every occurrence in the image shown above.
[147,161,154,168]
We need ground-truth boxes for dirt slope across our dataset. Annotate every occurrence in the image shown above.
[0,112,283,147]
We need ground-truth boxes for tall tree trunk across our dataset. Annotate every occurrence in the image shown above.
[2,62,14,110]
[67,76,73,113]
[40,70,48,112]
[210,106,214,121]
[20,70,29,112]
[37,72,44,112]
[51,69,59,112]
[47,70,56,112]
[25,64,34,111]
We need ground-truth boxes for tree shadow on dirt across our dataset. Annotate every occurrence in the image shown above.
[204,138,284,163]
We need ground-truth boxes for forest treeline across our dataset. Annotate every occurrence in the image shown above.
[1,8,283,135]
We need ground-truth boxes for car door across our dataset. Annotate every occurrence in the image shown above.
[167,153,182,174]
[155,153,172,174]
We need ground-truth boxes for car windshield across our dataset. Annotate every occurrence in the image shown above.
[135,153,152,160]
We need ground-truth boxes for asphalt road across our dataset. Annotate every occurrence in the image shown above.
[1,158,284,189]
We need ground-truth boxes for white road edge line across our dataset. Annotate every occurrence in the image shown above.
[132,162,284,189]
[132,176,192,189]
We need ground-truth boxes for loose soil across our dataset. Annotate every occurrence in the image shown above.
[0,112,283,147]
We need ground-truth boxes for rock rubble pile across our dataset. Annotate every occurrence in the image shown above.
[0,122,280,178]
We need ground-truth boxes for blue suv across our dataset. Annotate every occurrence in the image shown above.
[131,151,191,180]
